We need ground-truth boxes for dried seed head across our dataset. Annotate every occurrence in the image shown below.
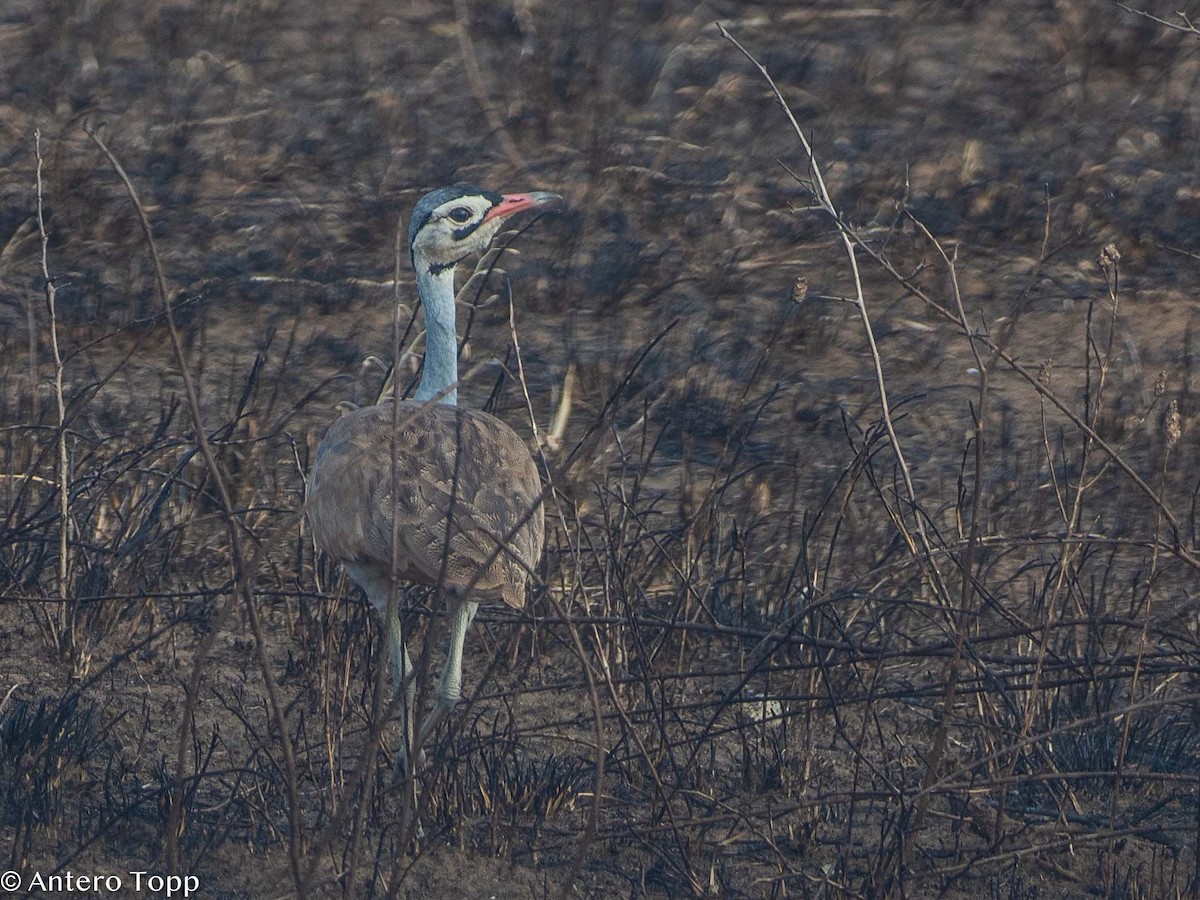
[1099,242,1121,270]
[792,275,809,304]
[1038,358,1053,387]
[1154,370,1167,398]
[1165,399,1181,450]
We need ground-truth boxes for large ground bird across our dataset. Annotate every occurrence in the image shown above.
[306,184,560,775]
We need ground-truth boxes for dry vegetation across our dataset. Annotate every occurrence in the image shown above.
[3,0,1200,897]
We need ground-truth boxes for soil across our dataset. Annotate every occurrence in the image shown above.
[2,0,1200,897]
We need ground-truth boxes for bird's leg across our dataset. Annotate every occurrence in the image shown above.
[387,607,418,782]
[412,597,480,754]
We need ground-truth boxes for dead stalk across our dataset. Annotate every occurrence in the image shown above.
[860,231,1199,569]
[903,221,988,837]
[717,24,953,609]
[718,22,1200,893]
[718,26,958,875]
[24,232,39,424]
[34,129,75,664]
[84,123,306,896]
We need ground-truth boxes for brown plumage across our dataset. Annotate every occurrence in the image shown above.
[306,401,544,610]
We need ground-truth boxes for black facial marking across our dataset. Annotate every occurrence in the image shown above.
[451,221,482,241]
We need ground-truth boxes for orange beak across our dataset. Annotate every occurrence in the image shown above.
[482,190,564,223]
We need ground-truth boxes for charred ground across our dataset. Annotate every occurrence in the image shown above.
[2,1,1200,897]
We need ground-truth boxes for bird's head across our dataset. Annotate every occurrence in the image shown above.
[408,184,562,276]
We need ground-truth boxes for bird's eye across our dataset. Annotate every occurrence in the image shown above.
[448,206,472,223]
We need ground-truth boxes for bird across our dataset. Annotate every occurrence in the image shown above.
[306,184,561,777]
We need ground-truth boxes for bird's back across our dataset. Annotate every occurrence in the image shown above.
[307,401,544,608]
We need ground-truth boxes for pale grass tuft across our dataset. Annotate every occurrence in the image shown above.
[1038,357,1054,387]
[792,274,809,304]
[1098,242,1121,270]
[1164,398,1181,450]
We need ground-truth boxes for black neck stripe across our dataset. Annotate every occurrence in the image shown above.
[428,255,467,276]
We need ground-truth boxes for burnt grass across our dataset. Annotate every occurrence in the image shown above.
[3,0,1200,897]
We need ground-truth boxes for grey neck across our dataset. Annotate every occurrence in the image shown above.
[413,262,459,406]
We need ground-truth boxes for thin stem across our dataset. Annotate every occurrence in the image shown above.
[718,24,951,602]
[34,129,73,662]
[85,123,305,896]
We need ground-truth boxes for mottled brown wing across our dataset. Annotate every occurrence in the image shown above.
[306,401,544,608]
